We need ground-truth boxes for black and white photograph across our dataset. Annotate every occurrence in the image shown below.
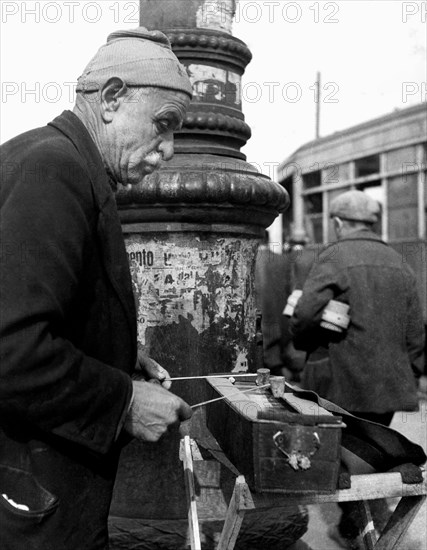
[1,1,426,549]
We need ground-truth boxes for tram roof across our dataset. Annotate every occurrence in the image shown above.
[278,102,426,181]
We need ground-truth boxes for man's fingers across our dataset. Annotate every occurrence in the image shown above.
[135,352,173,388]
[151,364,172,389]
[148,376,171,390]
[178,399,193,421]
[126,381,193,441]
[154,365,167,380]
[161,377,172,390]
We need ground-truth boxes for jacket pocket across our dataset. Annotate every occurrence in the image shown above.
[0,464,59,550]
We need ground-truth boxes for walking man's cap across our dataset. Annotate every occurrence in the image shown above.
[330,190,381,223]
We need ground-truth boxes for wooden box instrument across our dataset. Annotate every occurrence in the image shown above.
[206,376,344,494]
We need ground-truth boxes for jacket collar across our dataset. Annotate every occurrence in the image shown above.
[48,111,137,357]
[339,228,387,246]
[48,110,112,210]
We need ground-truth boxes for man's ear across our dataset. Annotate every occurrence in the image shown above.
[100,77,128,122]
[333,216,343,237]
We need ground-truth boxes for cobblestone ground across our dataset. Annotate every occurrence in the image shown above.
[301,380,427,550]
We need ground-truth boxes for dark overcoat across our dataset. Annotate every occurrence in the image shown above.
[290,229,424,414]
[0,111,137,549]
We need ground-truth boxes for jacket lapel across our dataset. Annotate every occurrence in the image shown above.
[48,111,137,357]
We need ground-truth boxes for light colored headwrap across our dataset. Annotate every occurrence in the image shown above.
[76,27,192,97]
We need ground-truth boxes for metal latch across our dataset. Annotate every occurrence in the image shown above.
[273,429,321,471]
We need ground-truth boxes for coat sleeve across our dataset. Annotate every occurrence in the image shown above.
[289,245,349,351]
[0,142,133,455]
[404,271,425,379]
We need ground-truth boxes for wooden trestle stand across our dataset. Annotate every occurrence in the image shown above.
[181,434,426,550]
[180,374,426,550]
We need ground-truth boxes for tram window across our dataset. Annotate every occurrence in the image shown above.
[308,216,323,243]
[354,154,380,177]
[335,162,351,183]
[303,170,321,189]
[386,146,417,173]
[305,192,323,214]
[388,174,417,207]
[304,192,323,243]
[388,174,418,240]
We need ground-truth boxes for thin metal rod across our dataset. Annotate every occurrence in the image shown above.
[191,383,270,409]
[315,70,321,138]
[166,373,258,382]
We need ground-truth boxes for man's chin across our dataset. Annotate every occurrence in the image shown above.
[119,164,160,187]
[129,165,159,182]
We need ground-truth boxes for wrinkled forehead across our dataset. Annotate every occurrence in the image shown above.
[142,87,190,113]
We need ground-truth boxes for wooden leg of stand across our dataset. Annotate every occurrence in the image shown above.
[374,495,426,550]
[216,476,253,550]
[182,436,202,550]
[357,501,378,550]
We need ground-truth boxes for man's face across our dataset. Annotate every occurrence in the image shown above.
[105,88,190,186]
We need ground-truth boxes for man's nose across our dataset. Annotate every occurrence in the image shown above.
[159,133,174,161]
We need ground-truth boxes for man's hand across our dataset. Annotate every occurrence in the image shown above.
[124,381,192,442]
[134,351,171,390]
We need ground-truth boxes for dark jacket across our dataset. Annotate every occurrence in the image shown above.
[0,111,136,549]
[255,246,292,369]
[290,229,424,413]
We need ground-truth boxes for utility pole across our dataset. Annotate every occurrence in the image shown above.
[315,71,321,139]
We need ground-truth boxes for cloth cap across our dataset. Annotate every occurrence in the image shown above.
[329,190,380,223]
[76,27,192,97]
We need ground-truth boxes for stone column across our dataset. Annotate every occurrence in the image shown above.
[109,3,307,549]
[113,0,289,410]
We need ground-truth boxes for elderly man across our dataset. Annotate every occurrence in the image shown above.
[0,28,192,549]
[290,189,425,549]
